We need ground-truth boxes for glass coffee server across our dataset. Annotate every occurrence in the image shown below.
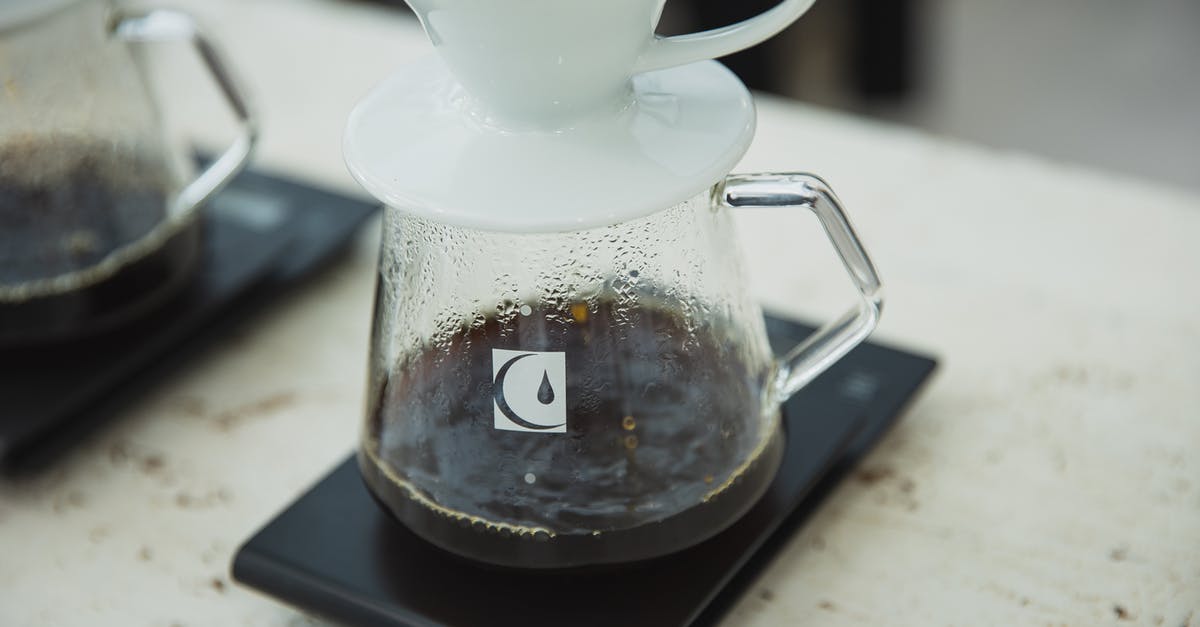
[345,0,882,569]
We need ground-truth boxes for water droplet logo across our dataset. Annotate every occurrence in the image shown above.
[492,349,566,433]
[537,371,555,405]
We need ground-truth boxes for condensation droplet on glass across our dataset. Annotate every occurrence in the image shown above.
[524,473,536,484]
[519,304,532,316]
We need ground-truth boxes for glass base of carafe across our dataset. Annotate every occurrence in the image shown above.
[358,422,786,570]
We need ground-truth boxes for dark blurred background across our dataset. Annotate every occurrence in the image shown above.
[366,0,1200,192]
[667,0,1200,194]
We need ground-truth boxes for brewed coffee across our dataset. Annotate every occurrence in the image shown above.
[0,140,170,283]
[361,297,784,568]
[0,138,199,344]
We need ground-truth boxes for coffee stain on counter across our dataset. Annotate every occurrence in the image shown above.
[141,453,166,474]
[199,540,228,566]
[51,490,87,515]
[88,525,110,543]
[171,395,208,418]
[108,440,177,487]
[854,465,895,486]
[214,391,299,432]
[854,465,920,511]
[1029,363,1136,394]
[173,487,234,511]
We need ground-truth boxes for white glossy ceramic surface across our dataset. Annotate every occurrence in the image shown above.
[344,0,818,233]
[344,56,756,233]
[405,0,815,126]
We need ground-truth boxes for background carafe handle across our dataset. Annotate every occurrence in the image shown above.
[718,173,884,400]
[112,9,258,215]
[637,0,817,73]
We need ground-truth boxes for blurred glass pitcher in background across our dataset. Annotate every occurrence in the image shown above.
[0,0,255,345]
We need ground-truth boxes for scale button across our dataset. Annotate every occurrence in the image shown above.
[209,188,289,232]
[838,370,881,405]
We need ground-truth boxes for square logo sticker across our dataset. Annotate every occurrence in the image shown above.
[492,349,566,433]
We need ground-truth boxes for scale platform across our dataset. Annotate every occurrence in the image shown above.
[233,318,937,627]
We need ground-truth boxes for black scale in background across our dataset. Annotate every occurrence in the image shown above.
[234,318,937,627]
[0,164,378,474]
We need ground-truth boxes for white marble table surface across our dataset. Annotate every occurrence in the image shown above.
[2,1,1197,625]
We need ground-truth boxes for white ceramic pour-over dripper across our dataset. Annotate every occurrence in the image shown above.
[410,0,816,128]
[345,0,817,232]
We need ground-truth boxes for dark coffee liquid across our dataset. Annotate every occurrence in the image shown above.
[361,298,783,568]
[0,139,199,345]
[0,150,166,284]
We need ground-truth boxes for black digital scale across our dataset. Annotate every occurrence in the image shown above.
[0,165,937,625]
[233,318,936,627]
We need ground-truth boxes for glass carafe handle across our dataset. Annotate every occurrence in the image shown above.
[718,173,884,400]
[112,10,257,215]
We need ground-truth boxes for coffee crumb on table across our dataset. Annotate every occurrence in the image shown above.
[855,466,894,485]
[215,391,299,431]
[173,396,208,417]
[141,454,165,474]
